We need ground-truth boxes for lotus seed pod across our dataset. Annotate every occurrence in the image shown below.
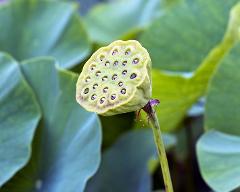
[76,40,152,116]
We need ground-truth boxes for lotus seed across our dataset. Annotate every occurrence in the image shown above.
[112,49,118,55]
[125,49,131,55]
[93,84,98,89]
[102,76,108,81]
[100,55,105,61]
[130,73,137,79]
[103,87,108,93]
[113,61,118,66]
[112,74,118,80]
[121,88,126,94]
[91,94,97,100]
[100,97,105,104]
[118,81,123,87]
[132,58,139,64]
[105,61,110,67]
[111,94,116,100]
[122,61,127,66]
[95,71,101,76]
[90,64,96,71]
[84,88,89,94]
[85,76,91,82]
[122,70,127,75]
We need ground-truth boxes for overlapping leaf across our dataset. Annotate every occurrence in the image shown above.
[100,113,135,148]
[197,43,240,192]
[84,0,162,45]
[0,53,41,187]
[205,44,240,135]
[197,131,240,192]
[86,129,176,192]
[0,0,91,68]
[140,0,239,71]
[0,58,102,192]
[139,0,240,132]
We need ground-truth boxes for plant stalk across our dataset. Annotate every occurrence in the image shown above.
[150,110,174,192]
[142,100,173,192]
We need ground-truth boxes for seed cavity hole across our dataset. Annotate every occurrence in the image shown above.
[112,49,118,55]
[103,87,109,93]
[122,70,127,75]
[118,81,123,87]
[102,76,108,81]
[111,94,116,100]
[122,61,127,66]
[130,73,137,79]
[83,88,89,94]
[85,76,91,82]
[105,61,110,67]
[132,58,139,64]
[95,71,101,77]
[91,94,97,100]
[100,55,105,61]
[125,49,131,55]
[112,74,118,80]
[113,61,118,66]
[90,64,96,71]
[93,83,98,89]
[100,97,105,104]
[121,88,126,94]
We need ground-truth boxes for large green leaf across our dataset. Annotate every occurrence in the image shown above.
[138,1,240,132]
[0,58,102,192]
[100,112,135,149]
[149,44,231,132]
[205,44,240,135]
[197,33,240,191]
[0,0,91,68]
[197,131,240,192]
[84,0,162,45]
[0,53,41,187]
[140,0,239,71]
[86,129,176,192]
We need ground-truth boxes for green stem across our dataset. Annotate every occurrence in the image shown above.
[149,109,174,192]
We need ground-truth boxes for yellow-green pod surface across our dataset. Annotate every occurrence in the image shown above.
[76,40,152,116]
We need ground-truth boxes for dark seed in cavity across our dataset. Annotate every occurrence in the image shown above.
[84,88,89,94]
[91,94,97,100]
[122,70,127,75]
[125,49,131,55]
[102,76,108,81]
[100,55,104,61]
[132,58,139,64]
[93,84,98,89]
[118,81,123,87]
[130,73,137,79]
[103,87,108,93]
[95,71,101,76]
[113,61,118,66]
[112,49,118,55]
[100,97,105,104]
[112,74,117,80]
[122,61,127,66]
[90,64,96,71]
[111,94,116,100]
[121,88,126,94]
[85,76,91,82]
[105,61,110,67]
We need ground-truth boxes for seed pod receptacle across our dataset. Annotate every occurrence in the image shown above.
[76,40,152,116]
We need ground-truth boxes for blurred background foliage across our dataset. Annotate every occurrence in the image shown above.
[0,0,240,192]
